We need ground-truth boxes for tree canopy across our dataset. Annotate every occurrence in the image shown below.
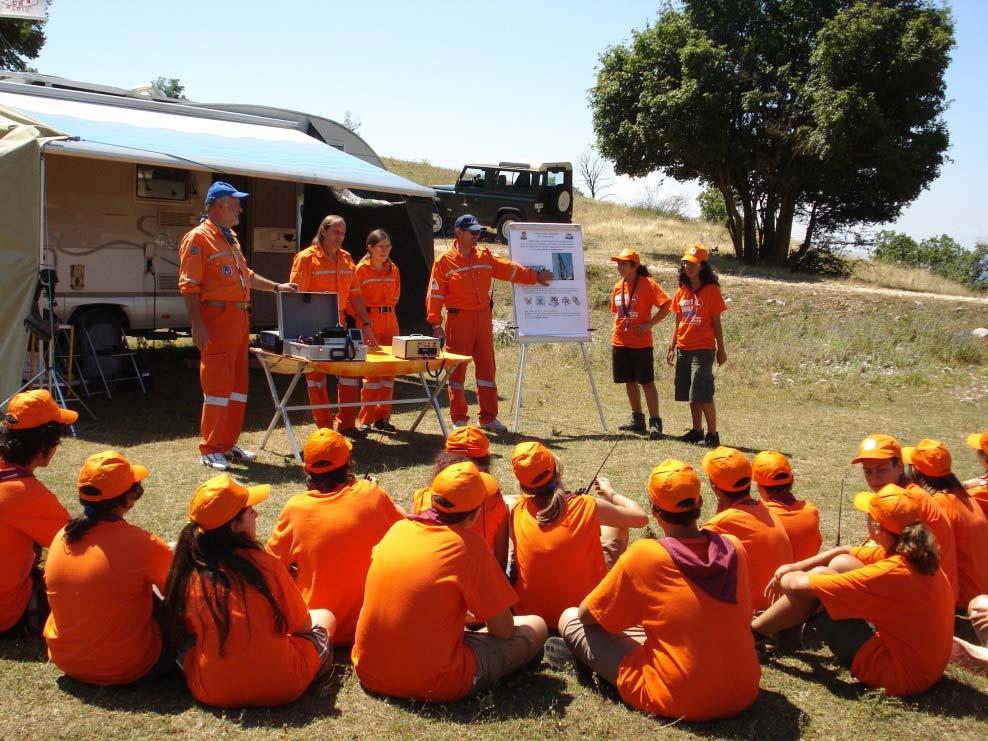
[0,16,46,71]
[153,77,186,99]
[591,0,954,265]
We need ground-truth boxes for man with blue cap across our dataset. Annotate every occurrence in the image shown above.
[179,181,297,470]
[425,214,552,433]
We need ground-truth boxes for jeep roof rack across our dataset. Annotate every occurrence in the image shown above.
[497,161,531,168]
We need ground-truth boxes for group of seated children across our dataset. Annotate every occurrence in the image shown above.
[3,389,988,720]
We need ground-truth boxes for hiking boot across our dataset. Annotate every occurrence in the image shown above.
[679,428,704,444]
[451,419,469,429]
[618,412,646,433]
[201,452,230,471]
[356,423,372,434]
[373,419,397,432]
[226,445,257,462]
[704,431,720,447]
[480,418,509,434]
[648,416,663,440]
[339,426,368,440]
[544,636,575,671]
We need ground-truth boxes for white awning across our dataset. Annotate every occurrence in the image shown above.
[0,90,433,198]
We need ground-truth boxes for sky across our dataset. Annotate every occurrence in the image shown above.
[23,0,988,248]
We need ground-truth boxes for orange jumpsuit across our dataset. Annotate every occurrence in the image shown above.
[179,220,254,455]
[354,256,400,425]
[290,244,362,430]
[426,242,538,425]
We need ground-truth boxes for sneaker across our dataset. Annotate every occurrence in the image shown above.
[544,636,575,671]
[648,416,663,440]
[356,423,372,434]
[704,431,720,447]
[226,445,257,462]
[373,419,397,432]
[480,418,509,434]
[679,428,704,444]
[452,419,469,429]
[618,412,646,433]
[201,452,230,471]
[339,426,368,440]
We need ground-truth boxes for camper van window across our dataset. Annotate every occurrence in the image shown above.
[136,166,192,202]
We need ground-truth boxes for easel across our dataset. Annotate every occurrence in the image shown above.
[509,334,607,434]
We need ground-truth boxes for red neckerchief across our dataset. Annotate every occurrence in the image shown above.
[0,463,34,482]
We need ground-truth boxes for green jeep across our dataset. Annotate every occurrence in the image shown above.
[432,162,573,241]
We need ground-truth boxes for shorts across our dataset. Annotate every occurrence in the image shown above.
[298,624,335,679]
[559,612,645,685]
[612,346,654,384]
[808,610,875,668]
[464,628,540,694]
[674,348,716,403]
[0,565,49,638]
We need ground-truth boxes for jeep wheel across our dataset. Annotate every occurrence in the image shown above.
[496,214,520,243]
[432,210,444,236]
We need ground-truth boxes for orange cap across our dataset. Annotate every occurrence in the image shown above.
[426,461,494,514]
[853,483,922,535]
[647,459,702,512]
[701,446,752,493]
[189,473,270,531]
[966,430,988,454]
[902,439,952,478]
[303,428,352,473]
[851,434,902,464]
[609,248,641,265]
[681,244,709,264]
[752,451,794,486]
[445,426,490,459]
[77,450,148,502]
[511,441,557,489]
[3,389,78,430]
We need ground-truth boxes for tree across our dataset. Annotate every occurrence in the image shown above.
[872,230,988,290]
[0,15,46,71]
[591,1,954,266]
[342,110,361,134]
[152,77,185,100]
[697,184,727,225]
[575,147,613,199]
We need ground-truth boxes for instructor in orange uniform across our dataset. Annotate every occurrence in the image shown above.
[427,214,552,433]
[355,229,400,432]
[290,215,379,439]
[180,182,297,471]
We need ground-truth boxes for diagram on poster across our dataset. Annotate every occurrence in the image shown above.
[507,223,590,342]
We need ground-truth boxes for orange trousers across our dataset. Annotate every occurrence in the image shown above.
[198,304,249,455]
[359,311,399,425]
[444,308,498,425]
[306,372,359,431]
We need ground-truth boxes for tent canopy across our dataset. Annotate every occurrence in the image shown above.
[0,88,433,198]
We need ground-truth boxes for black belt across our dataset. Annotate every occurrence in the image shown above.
[368,306,393,313]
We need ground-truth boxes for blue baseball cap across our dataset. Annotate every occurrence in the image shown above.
[454,214,483,232]
[205,181,249,205]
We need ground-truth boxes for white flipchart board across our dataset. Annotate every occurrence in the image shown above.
[507,223,606,432]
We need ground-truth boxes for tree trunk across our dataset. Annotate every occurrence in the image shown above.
[742,198,759,264]
[773,189,798,265]
[718,177,744,260]
[798,202,818,255]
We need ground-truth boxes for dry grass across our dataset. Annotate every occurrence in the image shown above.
[850,259,979,298]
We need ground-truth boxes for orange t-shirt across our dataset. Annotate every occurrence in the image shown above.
[609,277,671,349]
[704,500,793,612]
[904,484,958,604]
[266,479,404,645]
[290,245,361,323]
[352,519,517,702]
[412,485,508,555]
[966,478,988,519]
[0,464,68,632]
[850,544,889,565]
[178,219,254,302]
[511,494,608,627]
[671,283,727,351]
[809,554,953,696]
[43,520,172,685]
[931,490,988,607]
[585,535,760,720]
[764,498,822,562]
[182,548,321,708]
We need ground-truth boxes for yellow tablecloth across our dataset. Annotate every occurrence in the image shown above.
[251,347,472,378]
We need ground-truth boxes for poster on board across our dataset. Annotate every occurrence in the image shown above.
[507,223,590,342]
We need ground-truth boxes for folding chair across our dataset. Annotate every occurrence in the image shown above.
[79,314,148,398]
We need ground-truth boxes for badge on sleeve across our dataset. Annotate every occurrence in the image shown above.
[190,245,200,255]
[222,265,233,276]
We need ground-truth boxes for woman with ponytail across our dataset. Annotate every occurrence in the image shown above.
[44,451,173,686]
[753,483,953,697]
[507,441,648,628]
[164,474,334,708]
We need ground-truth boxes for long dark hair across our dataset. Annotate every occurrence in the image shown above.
[891,522,940,576]
[434,450,470,474]
[306,463,353,492]
[63,487,133,543]
[0,421,65,466]
[519,455,567,526]
[634,264,650,277]
[163,517,288,656]
[906,466,969,500]
[678,261,719,288]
